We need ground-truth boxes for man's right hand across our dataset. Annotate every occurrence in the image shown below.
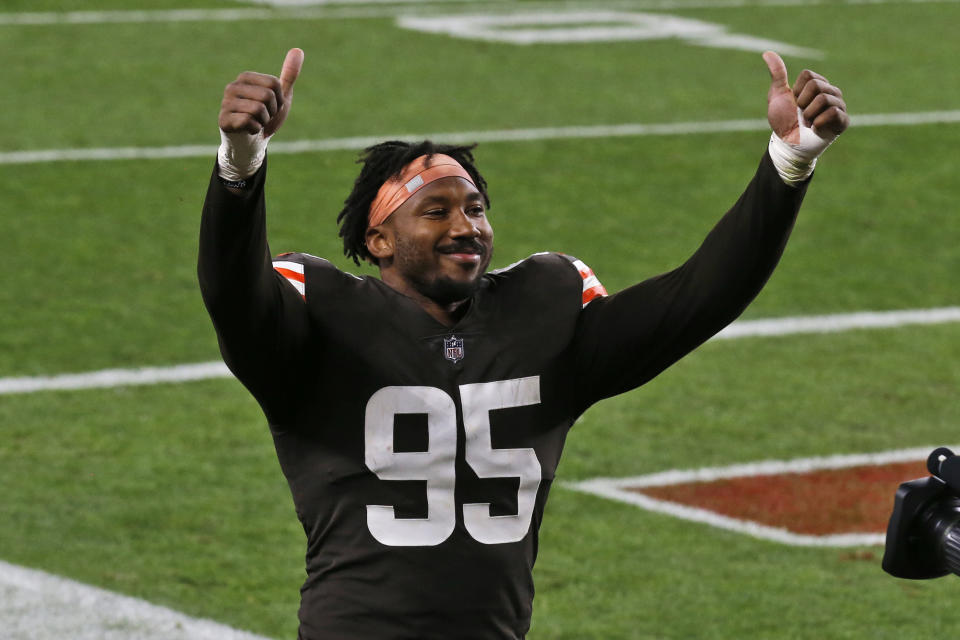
[219,48,304,138]
[216,48,303,183]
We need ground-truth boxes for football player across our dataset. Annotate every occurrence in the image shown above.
[199,48,848,639]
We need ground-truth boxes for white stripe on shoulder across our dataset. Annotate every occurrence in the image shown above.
[567,257,608,308]
[284,278,305,296]
[582,274,602,290]
[272,260,304,274]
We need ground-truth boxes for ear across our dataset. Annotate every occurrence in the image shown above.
[365,225,394,261]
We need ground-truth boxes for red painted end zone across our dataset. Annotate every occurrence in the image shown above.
[631,460,928,535]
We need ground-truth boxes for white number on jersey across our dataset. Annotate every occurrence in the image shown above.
[461,377,542,544]
[365,386,458,546]
[364,377,542,546]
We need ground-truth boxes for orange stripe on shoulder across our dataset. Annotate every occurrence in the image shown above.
[274,267,305,283]
[570,258,607,307]
[272,260,306,299]
[582,285,607,306]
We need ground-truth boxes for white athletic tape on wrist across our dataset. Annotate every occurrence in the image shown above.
[217,129,268,181]
[768,106,838,185]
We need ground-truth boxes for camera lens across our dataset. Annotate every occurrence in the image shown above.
[918,496,960,577]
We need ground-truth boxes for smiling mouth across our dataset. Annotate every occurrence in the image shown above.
[438,242,485,258]
[441,251,483,265]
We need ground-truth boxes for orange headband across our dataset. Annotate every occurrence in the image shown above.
[368,154,476,228]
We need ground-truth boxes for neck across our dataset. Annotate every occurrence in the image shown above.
[380,271,472,327]
[420,297,471,327]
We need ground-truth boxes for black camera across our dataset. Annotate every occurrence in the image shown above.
[883,447,960,579]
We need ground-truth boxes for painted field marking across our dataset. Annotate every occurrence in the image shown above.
[397,11,822,56]
[0,1,474,26]
[2,0,959,26]
[714,306,960,340]
[238,0,447,5]
[3,110,960,165]
[0,362,232,395]
[0,559,272,640]
[564,445,960,547]
[0,307,958,396]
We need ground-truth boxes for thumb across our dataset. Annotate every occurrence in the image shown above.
[762,50,789,95]
[262,48,304,139]
[279,48,304,98]
[763,51,800,143]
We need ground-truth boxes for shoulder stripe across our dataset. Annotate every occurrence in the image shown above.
[571,258,608,307]
[272,260,305,298]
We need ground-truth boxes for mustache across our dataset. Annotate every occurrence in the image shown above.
[437,240,486,255]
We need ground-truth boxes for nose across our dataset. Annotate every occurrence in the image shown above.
[449,209,481,237]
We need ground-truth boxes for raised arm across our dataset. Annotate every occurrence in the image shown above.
[573,52,849,404]
[198,49,311,420]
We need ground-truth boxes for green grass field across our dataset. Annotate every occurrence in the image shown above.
[2,1,959,638]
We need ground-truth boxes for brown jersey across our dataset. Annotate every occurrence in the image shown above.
[198,152,808,639]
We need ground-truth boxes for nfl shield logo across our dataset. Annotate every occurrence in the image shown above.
[443,335,465,363]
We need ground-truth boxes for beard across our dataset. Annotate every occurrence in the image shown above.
[394,235,491,306]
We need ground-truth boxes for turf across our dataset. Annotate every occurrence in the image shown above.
[2,1,959,638]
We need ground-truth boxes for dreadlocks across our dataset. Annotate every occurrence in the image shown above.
[336,140,490,266]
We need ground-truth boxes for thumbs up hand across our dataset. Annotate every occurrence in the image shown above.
[763,51,848,148]
[762,51,848,184]
[219,48,304,138]
[217,49,304,182]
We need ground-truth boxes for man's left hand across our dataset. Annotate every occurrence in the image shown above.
[764,51,849,149]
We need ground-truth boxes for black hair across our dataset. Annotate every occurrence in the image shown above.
[336,140,490,266]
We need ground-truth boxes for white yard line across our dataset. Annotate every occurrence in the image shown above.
[572,445,951,489]
[0,1,476,26]
[573,487,889,547]
[564,445,958,547]
[1,307,958,396]
[0,560,273,640]
[0,362,233,395]
[241,0,461,4]
[714,307,960,339]
[3,110,960,165]
[1,0,958,26]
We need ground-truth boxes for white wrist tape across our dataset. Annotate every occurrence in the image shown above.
[217,129,268,181]
[768,106,839,185]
